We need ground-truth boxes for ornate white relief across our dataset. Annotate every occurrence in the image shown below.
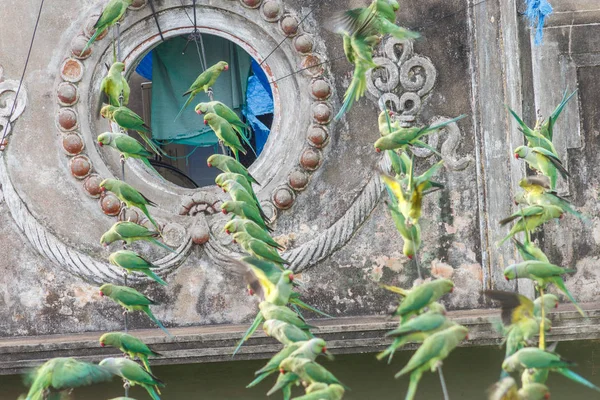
[366,38,471,171]
[0,66,28,144]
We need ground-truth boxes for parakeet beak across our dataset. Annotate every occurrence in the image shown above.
[289,274,295,282]
[375,148,381,153]
[225,229,230,234]
[204,120,208,125]
[555,302,558,308]
[196,109,203,115]
[222,209,228,214]
[99,291,104,297]
[207,162,212,167]
[465,334,469,340]
[233,239,237,244]
[515,153,519,159]
[407,255,413,260]
[505,276,510,281]
[224,65,229,71]
[100,187,106,192]
[248,288,254,296]
[98,142,104,147]
[450,287,454,293]
[279,368,285,374]
[100,342,105,347]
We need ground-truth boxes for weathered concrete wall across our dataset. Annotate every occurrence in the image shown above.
[0,0,598,341]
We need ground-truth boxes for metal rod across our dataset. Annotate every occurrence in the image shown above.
[124,273,128,333]
[148,0,165,41]
[539,286,546,350]
[438,366,450,400]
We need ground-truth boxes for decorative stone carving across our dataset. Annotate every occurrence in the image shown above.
[367,37,471,171]
[0,66,28,143]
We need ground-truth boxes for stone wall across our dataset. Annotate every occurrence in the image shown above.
[0,0,598,339]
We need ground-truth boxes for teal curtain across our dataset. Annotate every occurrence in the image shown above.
[151,36,252,147]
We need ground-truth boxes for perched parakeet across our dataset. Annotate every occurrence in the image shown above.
[519,383,551,400]
[101,62,130,107]
[378,110,400,136]
[381,159,445,224]
[224,219,283,250]
[99,358,164,400]
[396,325,469,400]
[23,358,113,400]
[498,205,563,245]
[293,384,346,400]
[487,376,518,400]
[259,302,314,330]
[100,179,159,230]
[100,221,174,253]
[279,357,348,388]
[207,154,260,185]
[504,261,584,316]
[263,319,312,345]
[204,113,247,160]
[175,61,229,120]
[81,0,134,56]
[507,107,557,155]
[101,105,163,156]
[512,236,550,263]
[108,250,167,286]
[222,201,272,232]
[382,279,454,322]
[514,146,569,189]
[517,176,583,218]
[99,332,161,373]
[233,232,289,265]
[222,180,268,220]
[374,115,466,153]
[99,284,172,336]
[97,132,160,170]
[502,348,600,392]
[195,101,253,151]
[386,202,421,259]
[378,303,452,363]
[266,371,298,399]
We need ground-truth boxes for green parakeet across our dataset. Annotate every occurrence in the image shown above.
[233,232,289,265]
[266,371,298,399]
[259,302,314,330]
[81,0,134,55]
[108,250,167,286]
[507,107,558,155]
[23,358,113,400]
[99,357,164,400]
[99,179,159,230]
[263,319,312,345]
[100,221,174,253]
[100,105,164,156]
[374,115,466,153]
[382,279,454,322]
[396,325,469,400]
[512,236,550,263]
[99,284,172,336]
[381,158,445,224]
[97,132,161,172]
[224,219,283,250]
[204,112,247,160]
[293,384,345,400]
[519,383,551,400]
[99,332,161,373]
[504,261,584,316]
[487,376,518,400]
[378,303,452,363]
[514,146,569,189]
[222,180,268,221]
[207,154,260,185]
[175,61,229,120]
[101,62,130,107]
[503,348,600,393]
[386,201,421,259]
[195,101,254,153]
[517,176,583,218]
[498,205,563,245]
[222,201,272,232]
[379,110,400,136]
[279,357,348,388]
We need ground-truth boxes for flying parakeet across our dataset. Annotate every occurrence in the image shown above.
[101,62,130,107]
[99,357,165,400]
[23,358,113,400]
[204,112,247,161]
[514,146,569,189]
[396,325,469,400]
[386,201,421,259]
[99,284,172,336]
[175,61,229,121]
[81,0,134,56]
[99,332,162,373]
[99,178,159,230]
[504,261,584,316]
[108,250,167,286]
[100,221,174,253]
[207,154,260,185]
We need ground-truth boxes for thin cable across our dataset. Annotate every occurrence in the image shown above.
[272,55,347,83]
[0,0,45,147]
[259,8,315,67]
[438,366,450,400]
[148,0,165,41]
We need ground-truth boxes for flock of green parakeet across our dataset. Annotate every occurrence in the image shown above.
[14,0,599,399]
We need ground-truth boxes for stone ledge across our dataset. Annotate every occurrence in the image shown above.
[1,303,600,375]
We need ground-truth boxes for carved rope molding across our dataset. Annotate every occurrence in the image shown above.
[0,66,27,145]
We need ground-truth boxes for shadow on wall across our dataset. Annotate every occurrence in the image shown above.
[3,341,600,399]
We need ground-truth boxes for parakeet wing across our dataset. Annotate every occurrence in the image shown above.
[482,290,534,325]
[113,286,154,306]
[51,359,113,389]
